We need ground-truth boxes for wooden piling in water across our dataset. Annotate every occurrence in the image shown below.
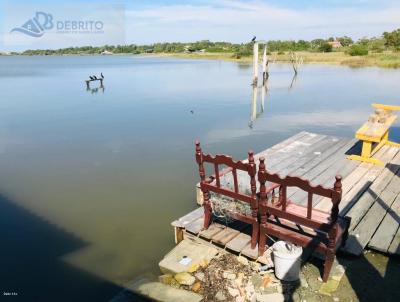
[262,45,268,84]
[251,84,257,122]
[252,42,259,86]
[85,78,104,90]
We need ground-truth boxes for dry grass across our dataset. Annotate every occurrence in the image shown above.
[164,51,400,68]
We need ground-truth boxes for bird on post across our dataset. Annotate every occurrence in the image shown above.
[93,75,97,80]
[251,36,256,42]
[89,76,94,80]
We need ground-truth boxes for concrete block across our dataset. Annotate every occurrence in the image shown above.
[159,239,218,275]
[131,280,203,302]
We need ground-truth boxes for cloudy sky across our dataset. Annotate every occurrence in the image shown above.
[1,0,400,51]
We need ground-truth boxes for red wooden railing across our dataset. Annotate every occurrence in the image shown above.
[257,156,344,281]
[195,141,259,249]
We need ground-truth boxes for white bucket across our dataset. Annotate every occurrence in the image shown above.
[272,241,303,281]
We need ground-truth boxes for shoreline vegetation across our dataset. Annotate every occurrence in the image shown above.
[164,51,400,68]
[2,28,400,68]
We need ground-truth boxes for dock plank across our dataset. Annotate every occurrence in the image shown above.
[220,133,327,196]
[388,227,400,255]
[287,139,359,203]
[336,146,397,214]
[286,137,351,178]
[241,243,259,260]
[212,227,240,245]
[269,134,329,173]
[199,223,225,240]
[185,217,204,235]
[256,132,326,171]
[254,131,319,161]
[256,131,309,157]
[368,193,400,253]
[267,133,326,168]
[287,140,355,202]
[345,151,400,231]
[174,207,204,228]
[383,166,400,194]
[343,189,399,255]
[225,233,252,252]
[315,146,394,212]
[292,149,360,206]
[271,136,346,176]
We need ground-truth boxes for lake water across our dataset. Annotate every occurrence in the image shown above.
[0,55,399,301]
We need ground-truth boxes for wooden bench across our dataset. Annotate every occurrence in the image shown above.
[348,103,400,165]
[257,157,350,282]
[195,141,259,250]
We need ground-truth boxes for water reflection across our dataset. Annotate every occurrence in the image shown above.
[237,63,252,70]
[86,83,105,94]
[288,74,298,91]
[249,79,268,128]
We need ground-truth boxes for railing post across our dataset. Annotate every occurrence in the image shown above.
[258,157,268,256]
[331,175,342,223]
[195,141,212,229]
[324,175,342,281]
[248,150,258,249]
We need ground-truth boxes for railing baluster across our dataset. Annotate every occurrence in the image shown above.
[281,185,287,211]
[233,168,239,193]
[258,157,268,256]
[248,151,258,249]
[195,141,212,229]
[307,192,313,219]
[214,163,220,187]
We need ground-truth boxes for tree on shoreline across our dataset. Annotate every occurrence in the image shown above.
[19,28,400,56]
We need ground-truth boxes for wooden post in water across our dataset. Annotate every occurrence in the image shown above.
[262,44,268,84]
[251,84,257,121]
[261,77,267,113]
[85,80,90,90]
[252,42,259,86]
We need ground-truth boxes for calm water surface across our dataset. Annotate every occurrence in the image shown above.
[0,56,399,301]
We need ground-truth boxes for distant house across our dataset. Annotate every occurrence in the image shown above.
[328,40,342,48]
[101,50,113,55]
[184,45,195,53]
[145,48,154,53]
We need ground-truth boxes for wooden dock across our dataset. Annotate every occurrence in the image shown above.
[173,131,400,261]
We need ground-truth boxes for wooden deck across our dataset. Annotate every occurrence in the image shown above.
[173,131,400,262]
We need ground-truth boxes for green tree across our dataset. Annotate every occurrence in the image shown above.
[318,42,332,52]
[337,36,353,47]
[383,29,400,47]
[347,44,368,56]
[368,38,385,52]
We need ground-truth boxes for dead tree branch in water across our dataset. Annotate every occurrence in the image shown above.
[290,52,303,75]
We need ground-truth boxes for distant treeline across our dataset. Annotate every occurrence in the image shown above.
[20,28,400,57]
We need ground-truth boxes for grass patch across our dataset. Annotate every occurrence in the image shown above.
[165,51,400,69]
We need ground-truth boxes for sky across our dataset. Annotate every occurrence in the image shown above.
[1,0,400,51]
